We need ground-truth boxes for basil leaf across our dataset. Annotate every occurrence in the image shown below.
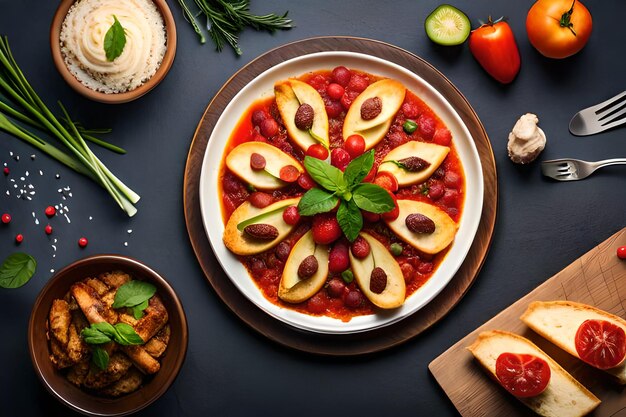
[92,346,109,370]
[81,325,113,345]
[112,280,156,309]
[297,188,339,216]
[132,299,149,319]
[113,323,144,346]
[352,183,395,213]
[104,15,127,62]
[336,199,363,242]
[303,156,346,192]
[343,150,374,188]
[0,253,36,288]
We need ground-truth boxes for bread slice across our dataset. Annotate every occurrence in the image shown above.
[468,330,600,417]
[521,300,626,384]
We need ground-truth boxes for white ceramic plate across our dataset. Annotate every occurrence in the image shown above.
[199,51,483,334]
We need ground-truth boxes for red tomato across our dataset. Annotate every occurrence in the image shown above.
[344,134,366,159]
[306,144,329,160]
[469,18,521,84]
[373,172,399,193]
[526,0,592,59]
[575,319,626,370]
[616,246,626,260]
[495,353,551,398]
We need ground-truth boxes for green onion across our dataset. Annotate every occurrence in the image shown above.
[0,36,139,216]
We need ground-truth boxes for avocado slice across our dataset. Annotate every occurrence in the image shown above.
[278,230,329,303]
[385,200,457,254]
[226,142,303,190]
[275,79,329,151]
[348,232,406,309]
[343,79,406,150]
[378,141,449,186]
[223,197,300,256]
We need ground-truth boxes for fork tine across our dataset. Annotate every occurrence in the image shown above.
[599,104,626,125]
[593,91,626,114]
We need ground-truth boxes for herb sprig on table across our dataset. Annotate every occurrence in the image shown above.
[0,253,36,289]
[177,0,294,55]
[298,150,395,241]
[0,36,139,216]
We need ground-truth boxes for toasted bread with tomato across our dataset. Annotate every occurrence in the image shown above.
[521,300,626,384]
[468,330,600,417]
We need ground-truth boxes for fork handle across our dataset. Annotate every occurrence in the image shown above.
[594,158,626,169]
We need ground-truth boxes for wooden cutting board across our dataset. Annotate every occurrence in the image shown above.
[429,227,626,417]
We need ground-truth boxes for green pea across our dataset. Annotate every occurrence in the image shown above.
[341,270,354,283]
[403,119,417,134]
[390,242,403,256]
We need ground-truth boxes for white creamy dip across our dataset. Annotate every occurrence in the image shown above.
[60,0,167,94]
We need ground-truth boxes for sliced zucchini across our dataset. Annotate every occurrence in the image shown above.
[425,4,471,46]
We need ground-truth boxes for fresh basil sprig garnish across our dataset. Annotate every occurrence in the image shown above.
[112,280,156,319]
[91,346,109,370]
[297,150,394,241]
[104,15,127,62]
[0,253,36,289]
[81,322,144,370]
[81,322,144,346]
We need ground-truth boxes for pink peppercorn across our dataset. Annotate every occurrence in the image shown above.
[78,237,88,248]
[45,206,56,217]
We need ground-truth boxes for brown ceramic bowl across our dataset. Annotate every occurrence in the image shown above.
[28,254,188,416]
[50,0,177,104]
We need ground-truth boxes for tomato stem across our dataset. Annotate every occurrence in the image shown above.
[560,0,577,36]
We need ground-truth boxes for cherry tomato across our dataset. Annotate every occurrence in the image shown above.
[297,172,316,190]
[373,172,399,193]
[306,144,329,160]
[279,165,300,182]
[332,66,352,87]
[326,83,345,100]
[282,206,301,225]
[575,319,626,370]
[495,353,551,398]
[526,0,592,59]
[330,148,351,171]
[618,246,626,260]
[469,18,521,84]
[344,134,366,159]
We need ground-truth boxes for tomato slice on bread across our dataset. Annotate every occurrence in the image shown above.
[575,319,626,370]
[495,353,551,398]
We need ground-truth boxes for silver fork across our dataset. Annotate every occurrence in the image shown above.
[541,158,626,181]
[569,90,626,136]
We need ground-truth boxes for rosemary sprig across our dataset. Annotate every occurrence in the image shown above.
[177,0,293,55]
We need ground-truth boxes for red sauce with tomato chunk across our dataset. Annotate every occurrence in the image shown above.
[218,68,465,322]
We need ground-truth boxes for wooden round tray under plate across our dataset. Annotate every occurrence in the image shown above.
[183,37,497,355]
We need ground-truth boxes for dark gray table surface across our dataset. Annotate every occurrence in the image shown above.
[1,0,625,416]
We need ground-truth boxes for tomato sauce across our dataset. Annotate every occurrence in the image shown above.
[218,69,465,322]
